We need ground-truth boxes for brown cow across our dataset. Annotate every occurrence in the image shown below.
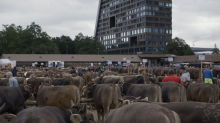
[105,103,181,123]
[14,77,26,85]
[85,83,122,123]
[27,78,41,99]
[36,85,80,109]
[0,78,8,86]
[70,77,85,96]
[122,83,162,102]
[187,83,219,103]
[158,82,187,102]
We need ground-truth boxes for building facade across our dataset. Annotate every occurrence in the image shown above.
[94,0,172,54]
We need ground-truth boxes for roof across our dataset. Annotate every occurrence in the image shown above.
[174,55,220,62]
[138,54,176,58]
[1,54,142,62]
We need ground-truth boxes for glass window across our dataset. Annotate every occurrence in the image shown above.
[146,47,153,52]
[154,29,159,33]
[153,47,159,52]
[153,41,158,45]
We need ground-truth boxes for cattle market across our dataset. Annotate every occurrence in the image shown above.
[1,54,220,123]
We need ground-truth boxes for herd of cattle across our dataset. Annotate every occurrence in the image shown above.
[1,66,220,123]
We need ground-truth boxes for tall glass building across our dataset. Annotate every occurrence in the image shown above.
[94,0,172,54]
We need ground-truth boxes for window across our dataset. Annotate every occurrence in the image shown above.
[153,47,159,52]
[153,7,159,11]
[153,29,159,33]
[166,3,172,7]
[146,47,153,52]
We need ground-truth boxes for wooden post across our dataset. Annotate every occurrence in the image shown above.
[169,61,171,71]
[128,64,129,74]
[201,60,202,79]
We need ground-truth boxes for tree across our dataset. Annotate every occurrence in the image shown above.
[0,22,60,54]
[163,37,194,56]
[52,35,75,54]
[74,33,106,54]
[212,44,219,54]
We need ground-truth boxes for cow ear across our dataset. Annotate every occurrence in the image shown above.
[118,98,123,102]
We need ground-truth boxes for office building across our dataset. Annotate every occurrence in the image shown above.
[94,0,172,54]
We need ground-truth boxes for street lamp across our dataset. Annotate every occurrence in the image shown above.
[66,46,68,54]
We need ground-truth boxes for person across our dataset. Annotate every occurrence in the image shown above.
[98,67,102,77]
[70,67,76,74]
[78,69,83,77]
[203,66,213,84]
[137,69,146,84]
[179,66,190,82]
[6,72,19,87]
[162,70,183,84]
[164,65,168,70]
[11,67,18,77]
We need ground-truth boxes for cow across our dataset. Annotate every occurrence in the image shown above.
[95,76,124,84]
[11,106,82,123]
[71,103,95,123]
[70,77,85,96]
[0,78,8,86]
[83,72,93,86]
[157,102,220,123]
[122,83,162,102]
[0,85,31,114]
[14,77,26,85]
[123,75,137,84]
[158,82,187,102]
[105,102,181,123]
[52,78,73,86]
[0,116,7,123]
[36,85,80,109]
[186,68,200,82]
[155,76,165,83]
[27,78,41,99]
[37,77,52,85]
[85,83,122,123]
[187,83,219,103]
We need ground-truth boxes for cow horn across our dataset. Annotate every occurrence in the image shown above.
[118,98,123,102]
[0,103,6,113]
[71,100,74,107]
[136,96,141,100]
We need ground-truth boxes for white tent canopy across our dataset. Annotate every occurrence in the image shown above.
[0,59,16,68]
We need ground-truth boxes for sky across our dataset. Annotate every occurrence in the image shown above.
[0,0,220,48]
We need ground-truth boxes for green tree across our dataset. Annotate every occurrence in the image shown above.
[74,33,106,54]
[212,44,219,54]
[52,35,75,54]
[163,37,194,56]
[0,22,60,54]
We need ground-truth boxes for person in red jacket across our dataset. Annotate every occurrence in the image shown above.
[162,70,183,84]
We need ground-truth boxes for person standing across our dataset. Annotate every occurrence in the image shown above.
[137,69,146,84]
[11,67,18,77]
[203,66,213,84]
[162,70,183,84]
[6,72,19,87]
[179,67,190,82]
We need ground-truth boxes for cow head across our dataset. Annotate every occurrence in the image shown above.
[70,114,83,123]
[71,103,87,114]
[118,96,141,107]
[83,82,96,98]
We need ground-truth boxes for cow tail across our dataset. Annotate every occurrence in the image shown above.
[157,85,162,102]
[179,85,182,102]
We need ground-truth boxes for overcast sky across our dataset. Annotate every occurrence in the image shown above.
[0,0,219,48]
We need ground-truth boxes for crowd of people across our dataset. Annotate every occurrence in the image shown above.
[1,64,215,88]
